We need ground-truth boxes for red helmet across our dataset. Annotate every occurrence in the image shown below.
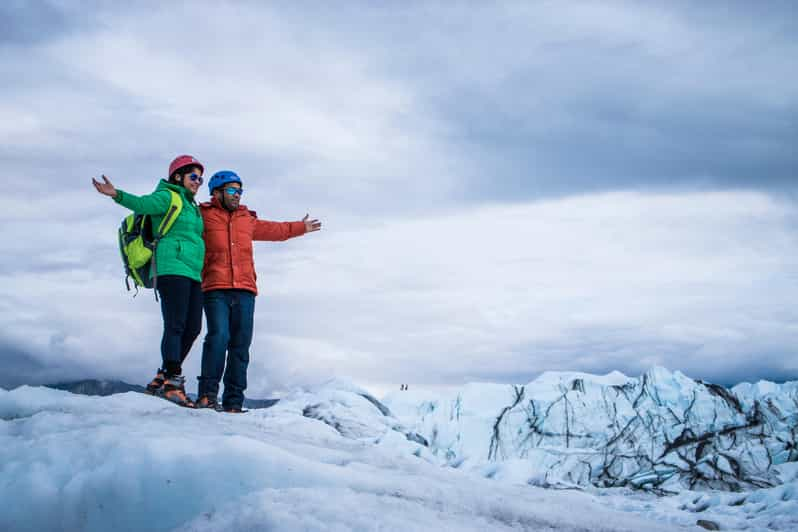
[168,154,204,177]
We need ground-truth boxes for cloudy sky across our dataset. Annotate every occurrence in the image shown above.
[1,1,796,397]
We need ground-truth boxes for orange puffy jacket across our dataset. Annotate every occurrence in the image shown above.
[200,198,306,295]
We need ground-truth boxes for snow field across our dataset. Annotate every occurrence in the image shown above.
[1,385,676,532]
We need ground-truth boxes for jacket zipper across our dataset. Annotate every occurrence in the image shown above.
[229,211,235,287]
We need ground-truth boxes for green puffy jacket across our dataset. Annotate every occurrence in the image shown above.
[114,180,205,282]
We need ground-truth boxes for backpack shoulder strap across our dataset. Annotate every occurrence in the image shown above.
[155,190,183,238]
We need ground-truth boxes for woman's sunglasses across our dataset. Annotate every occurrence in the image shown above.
[187,173,204,185]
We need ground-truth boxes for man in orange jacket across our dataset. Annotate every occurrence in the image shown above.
[196,170,321,412]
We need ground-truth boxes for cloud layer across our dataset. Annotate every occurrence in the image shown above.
[3,189,797,395]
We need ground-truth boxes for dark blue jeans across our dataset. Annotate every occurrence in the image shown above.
[198,289,255,409]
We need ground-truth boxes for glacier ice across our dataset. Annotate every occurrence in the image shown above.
[382,366,798,495]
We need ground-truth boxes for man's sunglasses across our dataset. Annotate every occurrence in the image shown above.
[187,173,204,185]
[225,187,244,196]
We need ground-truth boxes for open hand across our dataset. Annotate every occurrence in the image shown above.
[302,214,322,233]
[92,175,118,198]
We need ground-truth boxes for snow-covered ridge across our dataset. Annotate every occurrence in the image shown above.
[382,366,798,495]
[532,369,634,387]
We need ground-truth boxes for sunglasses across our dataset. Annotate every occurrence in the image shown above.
[187,173,204,185]
[225,187,244,196]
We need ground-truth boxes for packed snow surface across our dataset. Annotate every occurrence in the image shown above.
[1,384,670,532]
[1,367,797,531]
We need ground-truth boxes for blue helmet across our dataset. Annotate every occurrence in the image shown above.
[208,170,242,195]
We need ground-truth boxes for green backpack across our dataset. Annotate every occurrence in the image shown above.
[118,190,182,295]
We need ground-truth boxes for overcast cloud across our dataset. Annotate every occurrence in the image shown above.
[1,1,796,396]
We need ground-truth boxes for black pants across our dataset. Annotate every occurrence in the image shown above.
[157,275,203,377]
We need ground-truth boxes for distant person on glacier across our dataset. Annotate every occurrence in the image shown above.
[92,155,206,408]
[195,170,321,413]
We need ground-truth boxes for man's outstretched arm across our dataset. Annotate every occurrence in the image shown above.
[253,214,321,241]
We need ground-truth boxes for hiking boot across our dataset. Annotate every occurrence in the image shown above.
[145,369,166,395]
[196,395,223,412]
[223,406,248,414]
[160,375,196,408]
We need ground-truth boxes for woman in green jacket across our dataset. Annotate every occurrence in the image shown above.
[92,155,206,408]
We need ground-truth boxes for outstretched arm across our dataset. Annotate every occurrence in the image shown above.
[253,214,322,241]
[92,175,170,215]
[92,175,118,198]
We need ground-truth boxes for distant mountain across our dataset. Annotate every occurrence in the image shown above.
[44,379,279,409]
[47,379,146,396]
[243,398,280,409]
